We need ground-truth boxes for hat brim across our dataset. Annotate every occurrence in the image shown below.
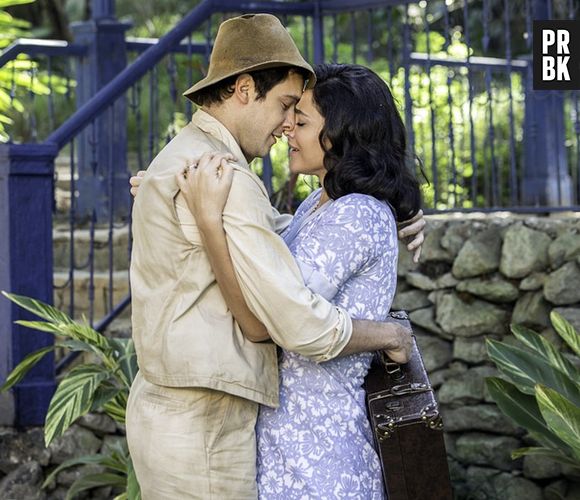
[183,60,316,105]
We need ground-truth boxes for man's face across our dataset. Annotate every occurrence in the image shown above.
[238,72,304,161]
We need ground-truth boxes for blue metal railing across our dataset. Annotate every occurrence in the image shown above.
[0,39,86,67]
[3,1,578,209]
[1,0,579,426]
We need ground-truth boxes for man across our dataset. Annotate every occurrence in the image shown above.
[127,13,425,499]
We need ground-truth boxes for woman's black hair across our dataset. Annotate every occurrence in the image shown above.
[312,63,422,222]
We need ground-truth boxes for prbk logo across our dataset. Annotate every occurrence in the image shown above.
[533,20,580,90]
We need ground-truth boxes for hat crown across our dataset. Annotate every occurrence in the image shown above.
[183,14,316,105]
[209,14,300,73]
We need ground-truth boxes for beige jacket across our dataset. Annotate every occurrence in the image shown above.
[130,110,353,407]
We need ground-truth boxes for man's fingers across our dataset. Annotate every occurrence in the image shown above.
[129,174,143,198]
[398,208,424,227]
[381,324,413,363]
[412,246,422,264]
[406,231,425,251]
[398,217,426,239]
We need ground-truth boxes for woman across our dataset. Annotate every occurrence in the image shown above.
[175,64,422,499]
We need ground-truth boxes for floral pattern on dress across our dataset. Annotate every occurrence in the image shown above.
[257,189,398,499]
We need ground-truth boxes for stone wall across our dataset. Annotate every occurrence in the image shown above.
[396,214,580,500]
[0,415,124,499]
[2,214,580,499]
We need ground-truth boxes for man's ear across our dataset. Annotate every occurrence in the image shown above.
[232,73,255,105]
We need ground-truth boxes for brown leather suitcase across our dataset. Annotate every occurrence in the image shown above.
[364,311,453,500]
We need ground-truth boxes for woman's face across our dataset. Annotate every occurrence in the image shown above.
[285,90,327,179]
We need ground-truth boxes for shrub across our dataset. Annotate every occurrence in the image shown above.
[1,291,141,500]
[486,311,580,474]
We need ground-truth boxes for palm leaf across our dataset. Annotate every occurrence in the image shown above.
[63,322,110,351]
[103,396,127,424]
[535,384,580,462]
[126,455,142,500]
[551,311,580,357]
[0,345,54,391]
[511,324,580,380]
[102,445,130,476]
[44,365,109,445]
[512,446,580,471]
[486,339,580,406]
[13,321,103,358]
[42,453,117,488]
[56,338,99,354]
[91,384,122,412]
[110,338,138,387]
[2,291,75,325]
[65,472,127,500]
[485,377,570,452]
[14,320,64,334]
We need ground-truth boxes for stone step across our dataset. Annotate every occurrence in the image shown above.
[54,153,143,214]
[53,270,130,322]
[53,225,130,272]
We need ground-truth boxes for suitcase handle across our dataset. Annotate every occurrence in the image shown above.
[379,351,406,381]
[380,310,412,381]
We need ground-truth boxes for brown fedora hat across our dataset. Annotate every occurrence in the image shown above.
[183,13,316,104]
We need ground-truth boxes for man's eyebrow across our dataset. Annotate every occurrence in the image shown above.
[282,94,301,103]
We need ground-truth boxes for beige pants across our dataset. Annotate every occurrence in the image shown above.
[126,372,259,499]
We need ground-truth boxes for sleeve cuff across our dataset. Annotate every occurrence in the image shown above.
[319,307,353,362]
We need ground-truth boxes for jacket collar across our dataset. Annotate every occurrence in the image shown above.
[191,109,249,170]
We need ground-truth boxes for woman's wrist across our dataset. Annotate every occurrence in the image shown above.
[197,212,224,231]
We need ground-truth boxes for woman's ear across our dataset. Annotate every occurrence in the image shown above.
[319,131,332,152]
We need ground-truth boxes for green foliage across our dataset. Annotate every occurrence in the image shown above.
[3,3,564,209]
[0,0,72,142]
[266,27,527,210]
[0,291,140,499]
[0,0,34,141]
[115,8,531,210]
[486,312,580,473]
[42,439,140,500]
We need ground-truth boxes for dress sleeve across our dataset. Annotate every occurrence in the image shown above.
[220,170,353,362]
[294,194,397,299]
[271,207,293,235]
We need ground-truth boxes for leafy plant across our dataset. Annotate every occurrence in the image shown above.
[0,291,141,500]
[486,311,580,474]
[0,0,73,142]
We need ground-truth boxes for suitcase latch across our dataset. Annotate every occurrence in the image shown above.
[391,382,430,396]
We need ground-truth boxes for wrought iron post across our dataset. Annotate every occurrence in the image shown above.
[522,0,572,206]
[312,0,324,65]
[0,143,58,426]
[72,0,130,221]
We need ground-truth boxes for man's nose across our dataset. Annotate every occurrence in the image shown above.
[282,109,296,132]
[283,124,295,138]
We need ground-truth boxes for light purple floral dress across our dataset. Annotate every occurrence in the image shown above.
[257,188,398,499]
